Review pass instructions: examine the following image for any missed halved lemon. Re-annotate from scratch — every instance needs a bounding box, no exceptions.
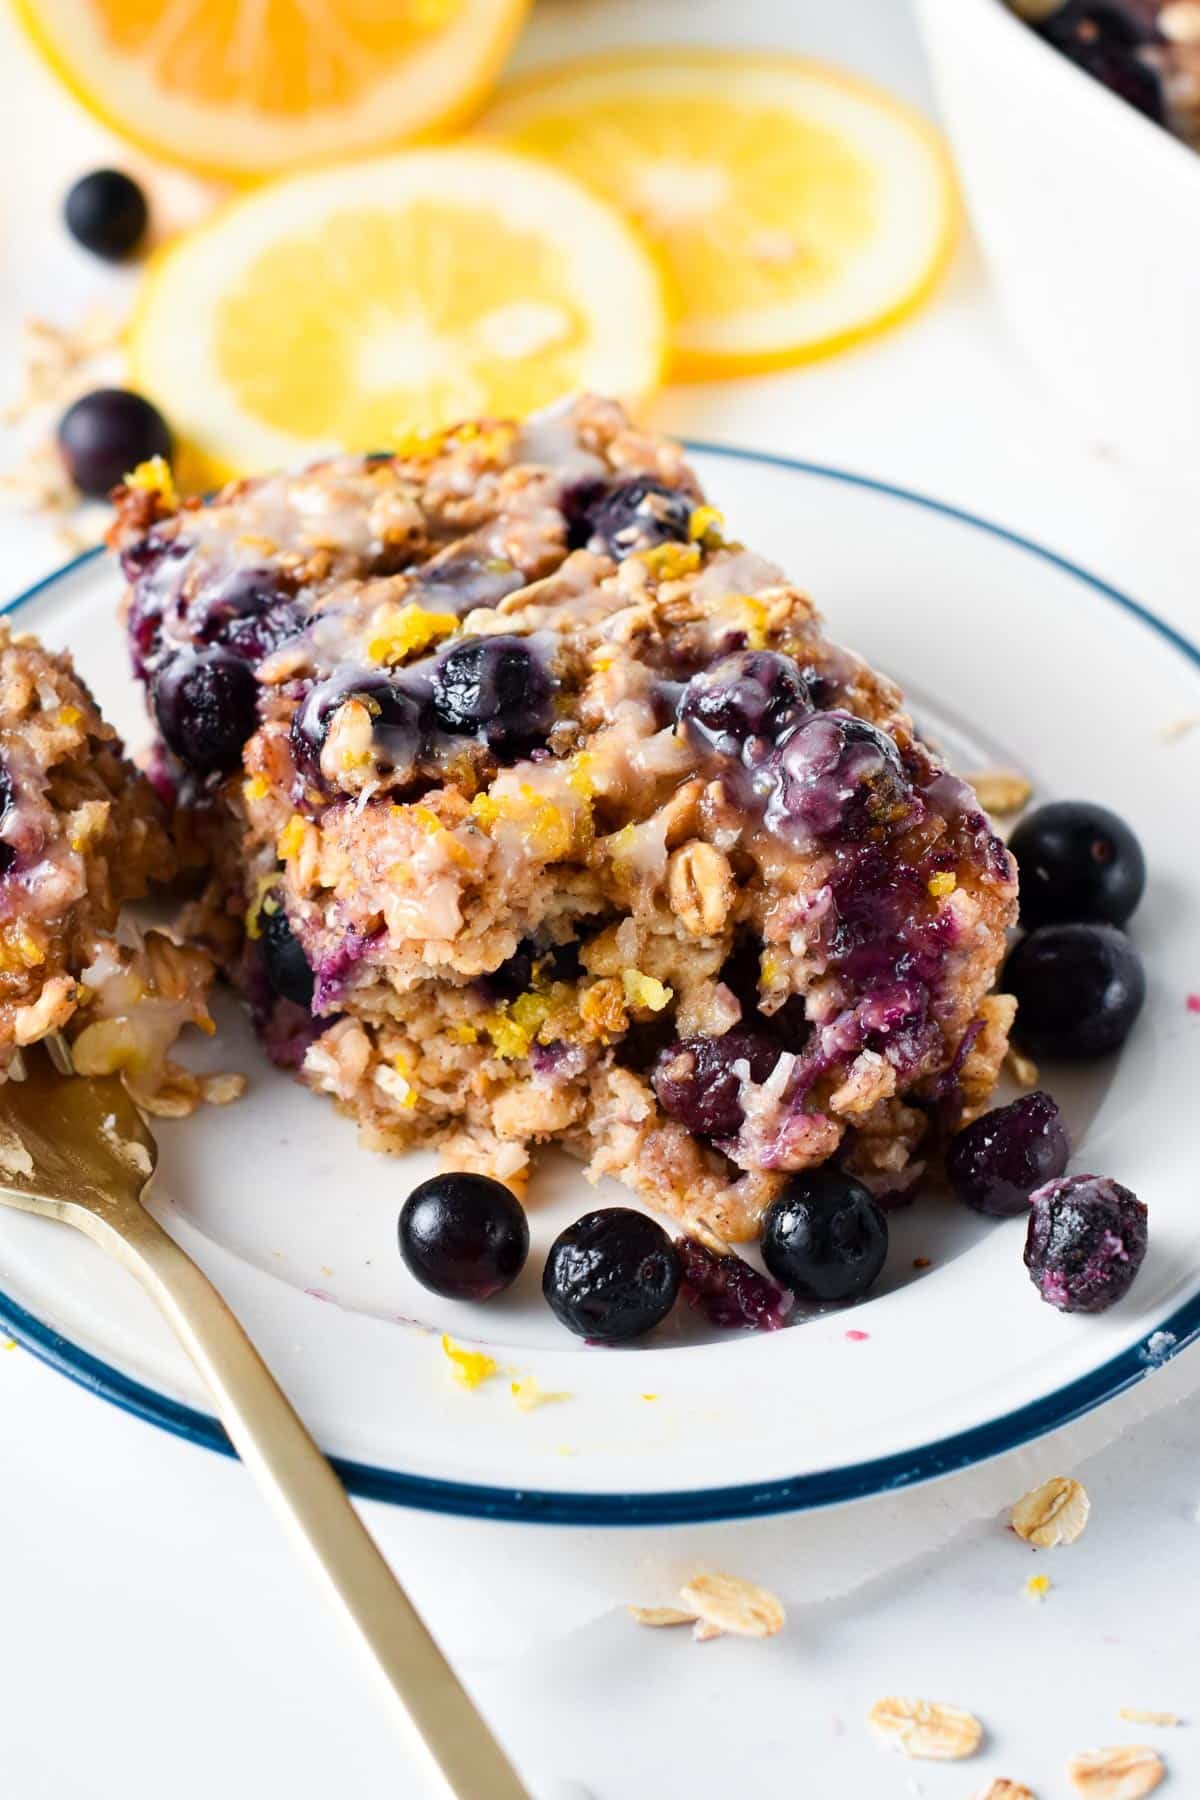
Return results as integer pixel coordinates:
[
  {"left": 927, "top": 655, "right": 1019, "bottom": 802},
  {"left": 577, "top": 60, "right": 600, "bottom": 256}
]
[
  {"left": 13, "top": 0, "right": 530, "bottom": 179},
  {"left": 128, "top": 147, "right": 667, "bottom": 481},
  {"left": 482, "top": 50, "right": 959, "bottom": 377}
]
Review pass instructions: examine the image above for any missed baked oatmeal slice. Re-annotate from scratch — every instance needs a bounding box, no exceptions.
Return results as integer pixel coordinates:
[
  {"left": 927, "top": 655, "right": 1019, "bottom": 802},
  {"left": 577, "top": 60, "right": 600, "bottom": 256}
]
[
  {"left": 0, "top": 622, "right": 223, "bottom": 1113},
  {"left": 111, "top": 398, "right": 1017, "bottom": 1241}
]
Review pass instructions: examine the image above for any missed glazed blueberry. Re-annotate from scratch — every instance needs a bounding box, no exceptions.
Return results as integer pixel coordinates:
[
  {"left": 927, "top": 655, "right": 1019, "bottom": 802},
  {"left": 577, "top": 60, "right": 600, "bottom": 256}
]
[
  {"left": 677, "top": 651, "right": 813, "bottom": 759},
  {"left": 652, "top": 1031, "right": 782, "bottom": 1139},
  {"left": 563, "top": 476, "right": 693, "bottom": 559},
  {"left": 543, "top": 1208, "right": 680, "bottom": 1342},
  {"left": 194, "top": 569, "right": 303, "bottom": 666},
  {"left": 290, "top": 672, "right": 427, "bottom": 778},
  {"left": 0, "top": 761, "right": 15, "bottom": 878},
  {"left": 57, "top": 388, "right": 172, "bottom": 499},
  {"left": 1005, "top": 922, "right": 1145, "bottom": 1059},
  {"left": 400, "top": 1173, "right": 529, "bottom": 1301},
  {"left": 760, "top": 1169, "right": 889, "bottom": 1302},
  {"left": 430, "top": 635, "right": 553, "bottom": 754},
  {"left": 947, "top": 1090, "right": 1071, "bottom": 1217},
  {"left": 151, "top": 648, "right": 258, "bottom": 776},
  {"left": 1024, "top": 1172, "right": 1148, "bottom": 1313},
  {"left": 766, "top": 711, "right": 913, "bottom": 843},
  {"left": 1037, "top": 3, "right": 1164, "bottom": 124},
  {"left": 1008, "top": 800, "right": 1146, "bottom": 928},
  {"left": 260, "top": 902, "right": 315, "bottom": 1010},
  {"left": 64, "top": 169, "right": 148, "bottom": 260},
  {"left": 675, "top": 1235, "right": 792, "bottom": 1331}
]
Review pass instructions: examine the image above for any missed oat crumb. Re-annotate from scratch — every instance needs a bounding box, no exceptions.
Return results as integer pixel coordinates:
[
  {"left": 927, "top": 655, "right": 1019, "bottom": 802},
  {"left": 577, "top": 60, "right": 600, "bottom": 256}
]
[
  {"left": 974, "top": 1783, "right": 1035, "bottom": 1800},
  {"left": 1159, "top": 712, "right": 1200, "bottom": 743},
  {"left": 628, "top": 1604, "right": 696, "bottom": 1628},
  {"left": 1119, "top": 1710, "right": 1180, "bottom": 1728},
  {"left": 1011, "top": 1475, "right": 1090, "bottom": 1547},
  {"left": 679, "top": 1572, "right": 785, "bottom": 1640}
]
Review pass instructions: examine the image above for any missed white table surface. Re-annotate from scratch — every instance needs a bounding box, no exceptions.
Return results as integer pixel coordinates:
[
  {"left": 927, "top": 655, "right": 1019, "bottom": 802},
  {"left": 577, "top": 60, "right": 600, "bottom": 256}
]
[{"left": 2, "top": 2, "right": 1199, "bottom": 1796}]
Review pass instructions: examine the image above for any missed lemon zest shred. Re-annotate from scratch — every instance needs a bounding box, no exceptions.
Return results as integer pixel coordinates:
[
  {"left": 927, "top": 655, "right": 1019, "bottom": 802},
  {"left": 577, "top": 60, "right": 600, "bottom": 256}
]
[
  {"left": 276, "top": 814, "right": 308, "bottom": 859},
  {"left": 124, "top": 456, "right": 177, "bottom": 508},
  {"left": 622, "top": 968, "right": 673, "bottom": 1012},
  {"left": 243, "top": 774, "right": 270, "bottom": 803},
  {"left": 366, "top": 602, "right": 457, "bottom": 665},
  {"left": 510, "top": 1375, "right": 571, "bottom": 1413},
  {"left": 927, "top": 871, "right": 957, "bottom": 899},
  {"left": 441, "top": 1333, "right": 497, "bottom": 1391}
]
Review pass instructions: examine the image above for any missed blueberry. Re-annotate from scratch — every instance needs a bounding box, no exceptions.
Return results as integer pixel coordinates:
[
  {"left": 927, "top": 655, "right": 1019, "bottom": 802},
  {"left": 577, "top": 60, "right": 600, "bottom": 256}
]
[
  {"left": 652, "top": 1031, "right": 782, "bottom": 1139},
  {"left": 0, "top": 761, "right": 15, "bottom": 878},
  {"left": 430, "top": 635, "right": 553, "bottom": 754},
  {"left": 543, "top": 1208, "right": 680, "bottom": 1342},
  {"left": 675, "top": 1235, "right": 792, "bottom": 1331},
  {"left": 947, "top": 1090, "right": 1071, "bottom": 1217},
  {"left": 57, "top": 388, "right": 172, "bottom": 499},
  {"left": 1005, "top": 922, "right": 1145, "bottom": 1059},
  {"left": 1008, "top": 800, "right": 1145, "bottom": 929},
  {"left": 1025, "top": 1172, "right": 1148, "bottom": 1312},
  {"left": 291, "top": 671, "right": 427, "bottom": 779},
  {"left": 766, "top": 711, "right": 913, "bottom": 843},
  {"left": 678, "top": 651, "right": 813, "bottom": 758},
  {"left": 399, "top": 1173, "right": 529, "bottom": 1301},
  {"left": 193, "top": 569, "right": 303, "bottom": 666},
  {"left": 1037, "top": 3, "right": 1164, "bottom": 124},
  {"left": 260, "top": 901, "right": 315, "bottom": 1010},
  {"left": 760, "top": 1169, "right": 889, "bottom": 1302},
  {"left": 563, "top": 476, "right": 693, "bottom": 559},
  {"left": 64, "top": 169, "right": 148, "bottom": 260},
  {"left": 151, "top": 648, "right": 258, "bottom": 776}
]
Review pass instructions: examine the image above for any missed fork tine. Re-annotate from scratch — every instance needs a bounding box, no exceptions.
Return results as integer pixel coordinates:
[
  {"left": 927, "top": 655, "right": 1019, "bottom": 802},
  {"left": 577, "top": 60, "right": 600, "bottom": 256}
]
[{"left": 44, "top": 1031, "right": 74, "bottom": 1076}]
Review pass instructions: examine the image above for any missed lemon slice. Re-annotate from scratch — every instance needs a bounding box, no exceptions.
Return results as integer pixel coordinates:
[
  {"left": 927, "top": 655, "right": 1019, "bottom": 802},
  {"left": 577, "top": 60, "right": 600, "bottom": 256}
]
[
  {"left": 129, "top": 147, "right": 667, "bottom": 480},
  {"left": 482, "top": 50, "right": 958, "bottom": 376},
  {"left": 13, "top": 0, "right": 530, "bottom": 178}
]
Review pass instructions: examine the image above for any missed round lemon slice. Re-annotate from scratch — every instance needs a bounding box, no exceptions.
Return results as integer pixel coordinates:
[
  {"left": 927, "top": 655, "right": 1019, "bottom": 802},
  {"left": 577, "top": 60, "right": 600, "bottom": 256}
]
[
  {"left": 482, "top": 50, "right": 958, "bottom": 376},
  {"left": 129, "top": 147, "right": 667, "bottom": 480},
  {"left": 13, "top": 0, "right": 530, "bottom": 179}
]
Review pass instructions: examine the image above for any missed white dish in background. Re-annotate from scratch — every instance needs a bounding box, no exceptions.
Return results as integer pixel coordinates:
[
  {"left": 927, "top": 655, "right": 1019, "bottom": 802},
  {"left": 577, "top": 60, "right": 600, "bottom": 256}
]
[
  {"left": 915, "top": 0, "right": 1200, "bottom": 475},
  {"left": 1, "top": 445, "right": 1198, "bottom": 1524}
]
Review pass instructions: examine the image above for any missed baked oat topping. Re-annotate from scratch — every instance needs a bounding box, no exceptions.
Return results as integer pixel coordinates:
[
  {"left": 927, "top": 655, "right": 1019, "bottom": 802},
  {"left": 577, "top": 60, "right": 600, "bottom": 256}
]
[
  {"left": 867, "top": 1696, "right": 984, "bottom": 1761},
  {"left": 1011, "top": 1476, "right": 1091, "bottom": 1547},
  {"left": 1066, "top": 1746, "right": 1166, "bottom": 1798},
  {"left": 111, "top": 396, "right": 1018, "bottom": 1242}
]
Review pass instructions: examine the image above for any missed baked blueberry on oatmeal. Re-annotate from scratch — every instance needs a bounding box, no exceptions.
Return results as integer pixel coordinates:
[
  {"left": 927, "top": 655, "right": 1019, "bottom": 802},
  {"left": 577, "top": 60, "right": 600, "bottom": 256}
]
[
  {"left": 0, "top": 622, "right": 225, "bottom": 1113},
  {"left": 110, "top": 398, "right": 1019, "bottom": 1246}
]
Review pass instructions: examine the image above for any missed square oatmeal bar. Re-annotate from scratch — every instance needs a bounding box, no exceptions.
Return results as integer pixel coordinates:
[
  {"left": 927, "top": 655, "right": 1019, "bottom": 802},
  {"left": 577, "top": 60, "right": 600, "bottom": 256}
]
[{"left": 111, "top": 399, "right": 1017, "bottom": 1243}]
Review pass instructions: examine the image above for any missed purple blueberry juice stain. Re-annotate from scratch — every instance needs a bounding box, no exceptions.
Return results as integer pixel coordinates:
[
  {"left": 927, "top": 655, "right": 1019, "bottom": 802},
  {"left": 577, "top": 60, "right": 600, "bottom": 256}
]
[{"left": 311, "top": 924, "right": 380, "bottom": 1012}]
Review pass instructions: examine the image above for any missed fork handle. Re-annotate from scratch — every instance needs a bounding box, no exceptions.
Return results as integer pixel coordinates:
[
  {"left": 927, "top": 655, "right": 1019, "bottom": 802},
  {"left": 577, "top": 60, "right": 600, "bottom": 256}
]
[{"left": 76, "top": 1201, "right": 530, "bottom": 1800}]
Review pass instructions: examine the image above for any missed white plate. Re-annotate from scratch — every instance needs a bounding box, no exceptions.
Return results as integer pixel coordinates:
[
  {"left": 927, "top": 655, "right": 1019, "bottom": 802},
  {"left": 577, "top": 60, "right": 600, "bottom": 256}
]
[{"left": 3, "top": 446, "right": 1198, "bottom": 1524}]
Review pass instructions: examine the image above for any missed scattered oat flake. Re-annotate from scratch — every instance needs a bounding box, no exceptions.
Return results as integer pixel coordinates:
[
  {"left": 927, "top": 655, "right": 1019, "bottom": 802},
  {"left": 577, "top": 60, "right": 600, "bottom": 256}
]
[
  {"left": 628, "top": 1604, "right": 696, "bottom": 1628},
  {"left": 1159, "top": 713, "right": 1199, "bottom": 743},
  {"left": 845, "top": 1328, "right": 870, "bottom": 1341},
  {"left": 678, "top": 1572, "right": 785, "bottom": 1640},
  {"left": 441, "top": 1333, "right": 497, "bottom": 1390},
  {"left": 692, "top": 1618, "right": 723, "bottom": 1643},
  {"left": 1011, "top": 1475, "right": 1090, "bottom": 1547},
  {"left": 969, "top": 769, "right": 1033, "bottom": 815},
  {"left": 1066, "top": 1745, "right": 1165, "bottom": 1797},
  {"left": 510, "top": 1375, "right": 571, "bottom": 1412},
  {"left": 974, "top": 1784, "right": 1035, "bottom": 1800},
  {"left": 868, "top": 1697, "right": 984, "bottom": 1761},
  {"left": 1119, "top": 1710, "right": 1180, "bottom": 1728},
  {"left": 1024, "top": 1573, "right": 1052, "bottom": 1602}
]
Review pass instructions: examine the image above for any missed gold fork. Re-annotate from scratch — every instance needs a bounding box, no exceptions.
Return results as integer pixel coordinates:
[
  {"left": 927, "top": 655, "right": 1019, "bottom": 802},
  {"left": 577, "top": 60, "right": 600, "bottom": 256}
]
[{"left": 0, "top": 1047, "right": 529, "bottom": 1800}]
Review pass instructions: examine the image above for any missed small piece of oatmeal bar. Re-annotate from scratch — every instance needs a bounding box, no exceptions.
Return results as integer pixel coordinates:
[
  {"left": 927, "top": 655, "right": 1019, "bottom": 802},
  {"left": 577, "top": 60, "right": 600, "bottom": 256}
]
[
  {"left": 0, "top": 622, "right": 221, "bottom": 1112},
  {"left": 111, "top": 398, "right": 1017, "bottom": 1239}
]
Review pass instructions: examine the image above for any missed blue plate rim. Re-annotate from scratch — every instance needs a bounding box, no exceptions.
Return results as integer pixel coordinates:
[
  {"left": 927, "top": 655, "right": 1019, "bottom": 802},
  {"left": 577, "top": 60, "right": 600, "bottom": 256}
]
[{"left": 2, "top": 443, "right": 1197, "bottom": 1527}]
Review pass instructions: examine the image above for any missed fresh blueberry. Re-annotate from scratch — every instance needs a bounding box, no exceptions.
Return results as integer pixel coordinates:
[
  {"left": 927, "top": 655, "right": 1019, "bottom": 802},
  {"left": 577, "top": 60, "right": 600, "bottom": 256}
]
[
  {"left": 151, "top": 648, "right": 258, "bottom": 776},
  {"left": 1036, "top": 3, "right": 1164, "bottom": 124},
  {"left": 543, "top": 1208, "right": 680, "bottom": 1342},
  {"left": 675, "top": 1235, "right": 792, "bottom": 1331},
  {"left": 1025, "top": 1172, "right": 1148, "bottom": 1312},
  {"left": 399, "top": 1173, "right": 529, "bottom": 1301},
  {"left": 193, "top": 569, "right": 303, "bottom": 666},
  {"left": 1005, "top": 922, "right": 1145, "bottom": 1059},
  {"left": 563, "top": 476, "right": 693, "bottom": 559},
  {"left": 57, "top": 388, "right": 172, "bottom": 499},
  {"left": 260, "top": 900, "right": 315, "bottom": 1010},
  {"left": 677, "top": 651, "right": 813, "bottom": 758},
  {"left": 1008, "top": 800, "right": 1146, "bottom": 928},
  {"left": 290, "top": 671, "right": 427, "bottom": 779},
  {"left": 64, "top": 169, "right": 148, "bottom": 260},
  {"left": 760, "top": 1169, "right": 889, "bottom": 1302},
  {"left": 652, "top": 1031, "right": 782, "bottom": 1139},
  {"left": 947, "top": 1090, "right": 1071, "bottom": 1217},
  {"left": 430, "top": 635, "right": 554, "bottom": 754},
  {"left": 766, "top": 712, "right": 913, "bottom": 843}
]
